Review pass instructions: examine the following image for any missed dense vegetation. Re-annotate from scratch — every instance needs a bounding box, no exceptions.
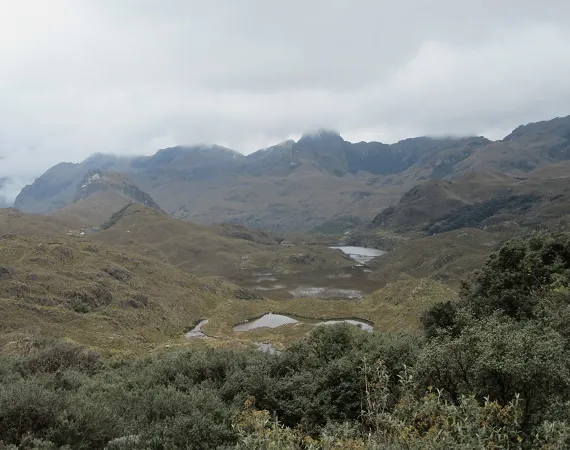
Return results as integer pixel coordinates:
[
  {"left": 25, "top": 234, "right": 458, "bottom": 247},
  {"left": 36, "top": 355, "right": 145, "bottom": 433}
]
[
  {"left": 426, "top": 194, "right": 541, "bottom": 234},
  {"left": 2, "top": 233, "right": 570, "bottom": 449}
]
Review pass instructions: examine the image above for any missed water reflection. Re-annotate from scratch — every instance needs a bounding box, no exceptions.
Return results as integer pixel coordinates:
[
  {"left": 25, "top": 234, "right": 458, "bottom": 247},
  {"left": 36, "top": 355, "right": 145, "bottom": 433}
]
[
  {"left": 330, "top": 246, "right": 386, "bottom": 264},
  {"left": 185, "top": 319, "right": 210, "bottom": 338},
  {"left": 233, "top": 313, "right": 373, "bottom": 333}
]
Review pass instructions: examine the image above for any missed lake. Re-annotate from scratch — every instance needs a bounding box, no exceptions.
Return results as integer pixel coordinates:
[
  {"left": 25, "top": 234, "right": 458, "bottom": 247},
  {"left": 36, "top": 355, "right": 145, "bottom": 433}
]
[
  {"left": 329, "top": 246, "right": 387, "bottom": 264},
  {"left": 185, "top": 319, "right": 210, "bottom": 338},
  {"left": 228, "top": 246, "right": 387, "bottom": 300},
  {"left": 233, "top": 313, "right": 373, "bottom": 333}
]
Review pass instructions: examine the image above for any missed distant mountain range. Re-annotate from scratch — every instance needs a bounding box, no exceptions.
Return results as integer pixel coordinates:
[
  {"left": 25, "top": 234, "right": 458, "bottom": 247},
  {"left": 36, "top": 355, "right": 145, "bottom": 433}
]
[{"left": 13, "top": 115, "right": 570, "bottom": 232}]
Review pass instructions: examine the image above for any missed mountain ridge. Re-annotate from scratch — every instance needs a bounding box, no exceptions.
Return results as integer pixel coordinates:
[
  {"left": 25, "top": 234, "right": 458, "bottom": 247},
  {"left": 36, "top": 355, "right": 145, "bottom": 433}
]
[
  {"left": 49, "top": 170, "right": 164, "bottom": 228},
  {"left": 13, "top": 114, "right": 570, "bottom": 232}
]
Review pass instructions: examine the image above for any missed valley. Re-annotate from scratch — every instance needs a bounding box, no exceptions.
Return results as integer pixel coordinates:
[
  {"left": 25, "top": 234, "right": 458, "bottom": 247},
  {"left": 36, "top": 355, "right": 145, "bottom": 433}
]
[
  {"left": 3, "top": 114, "right": 570, "bottom": 448},
  {"left": 4, "top": 114, "right": 570, "bottom": 355},
  {"left": 5, "top": 2, "right": 570, "bottom": 445}
]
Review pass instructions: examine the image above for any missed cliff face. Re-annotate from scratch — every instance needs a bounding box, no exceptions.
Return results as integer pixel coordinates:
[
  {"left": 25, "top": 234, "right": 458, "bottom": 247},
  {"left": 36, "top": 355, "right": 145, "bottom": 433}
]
[
  {"left": 52, "top": 171, "right": 165, "bottom": 227},
  {"left": 74, "top": 170, "right": 163, "bottom": 212}
]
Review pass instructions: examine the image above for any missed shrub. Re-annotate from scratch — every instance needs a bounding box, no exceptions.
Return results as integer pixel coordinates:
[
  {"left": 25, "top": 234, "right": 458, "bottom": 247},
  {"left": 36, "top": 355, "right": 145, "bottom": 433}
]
[
  {"left": 462, "top": 233, "right": 570, "bottom": 319},
  {"left": 420, "top": 300, "right": 460, "bottom": 338},
  {"left": 19, "top": 341, "right": 101, "bottom": 375},
  {"left": 413, "top": 316, "right": 570, "bottom": 428},
  {"left": 0, "top": 378, "right": 67, "bottom": 445}
]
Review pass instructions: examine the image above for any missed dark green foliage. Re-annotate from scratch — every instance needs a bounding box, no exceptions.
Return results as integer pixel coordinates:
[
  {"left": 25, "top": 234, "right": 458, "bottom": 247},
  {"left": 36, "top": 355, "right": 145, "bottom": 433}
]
[
  {"left": 4, "top": 233, "right": 570, "bottom": 448},
  {"left": 420, "top": 300, "right": 460, "bottom": 338},
  {"left": 414, "top": 316, "right": 570, "bottom": 427},
  {"left": 462, "top": 233, "right": 570, "bottom": 319},
  {"left": 0, "top": 377, "right": 68, "bottom": 445},
  {"left": 18, "top": 340, "right": 101, "bottom": 375},
  {"left": 0, "top": 327, "right": 420, "bottom": 449},
  {"left": 426, "top": 194, "right": 541, "bottom": 234}
]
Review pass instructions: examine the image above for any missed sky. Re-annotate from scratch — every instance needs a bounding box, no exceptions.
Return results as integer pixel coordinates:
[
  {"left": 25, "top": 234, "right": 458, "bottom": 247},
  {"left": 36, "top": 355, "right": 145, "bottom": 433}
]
[{"left": 2, "top": 0, "right": 570, "bottom": 202}]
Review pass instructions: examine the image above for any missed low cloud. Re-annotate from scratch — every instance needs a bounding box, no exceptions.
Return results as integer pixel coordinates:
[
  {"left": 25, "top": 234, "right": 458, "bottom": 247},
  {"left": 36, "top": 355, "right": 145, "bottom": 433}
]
[{"left": 1, "top": 0, "right": 570, "bottom": 201}]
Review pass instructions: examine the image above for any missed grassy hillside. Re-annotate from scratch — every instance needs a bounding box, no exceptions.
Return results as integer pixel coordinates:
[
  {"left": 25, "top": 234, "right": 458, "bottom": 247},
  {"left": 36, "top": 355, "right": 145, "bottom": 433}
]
[
  {"left": 0, "top": 231, "right": 457, "bottom": 355},
  {"left": 0, "top": 208, "right": 74, "bottom": 236},
  {"left": 194, "top": 276, "right": 456, "bottom": 348},
  {"left": 367, "top": 228, "right": 503, "bottom": 287},
  {"left": 87, "top": 204, "right": 354, "bottom": 277},
  {"left": 1, "top": 234, "right": 570, "bottom": 449},
  {"left": 0, "top": 234, "right": 251, "bottom": 354}
]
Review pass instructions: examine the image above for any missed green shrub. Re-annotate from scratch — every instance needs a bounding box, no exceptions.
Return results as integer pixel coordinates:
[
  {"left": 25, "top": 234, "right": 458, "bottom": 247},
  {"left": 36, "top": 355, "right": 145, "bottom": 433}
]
[
  {"left": 462, "top": 233, "right": 570, "bottom": 319},
  {"left": 413, "top": 316, "right": 570, "bottom": 428},
  {"left": 420, "top": 300, "right": 460, "bottom": 338},
  {"left": 19, "top": 341, "right": 101, "bottom": 375},
  {"left": 0, "top": 377, "right": 68, "bottom": 445}
]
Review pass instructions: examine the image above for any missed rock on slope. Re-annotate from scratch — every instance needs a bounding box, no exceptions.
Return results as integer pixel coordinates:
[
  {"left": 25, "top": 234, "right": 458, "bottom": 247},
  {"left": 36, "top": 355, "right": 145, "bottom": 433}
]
[{"left": 54, "top": 170, "right": 164, "bottom": 227}]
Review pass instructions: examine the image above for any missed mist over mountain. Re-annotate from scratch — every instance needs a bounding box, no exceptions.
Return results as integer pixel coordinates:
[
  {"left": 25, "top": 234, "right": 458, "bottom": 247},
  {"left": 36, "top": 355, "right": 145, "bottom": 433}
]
[
  {"left": 4, "top": 3, "right": 570, "bottom": 449},
  {"left": 13, "top": 114, "right": 570, "bottom": 232}
]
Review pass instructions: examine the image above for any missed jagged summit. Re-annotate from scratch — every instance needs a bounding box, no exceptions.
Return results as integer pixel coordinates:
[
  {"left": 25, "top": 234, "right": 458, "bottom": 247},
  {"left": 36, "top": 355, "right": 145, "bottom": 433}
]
[
  {"left": 13, "top": 114, "right": 570, "bottom": 232},
  {"left": 298, "top": 129, "right": 344, "bottom": 143}
]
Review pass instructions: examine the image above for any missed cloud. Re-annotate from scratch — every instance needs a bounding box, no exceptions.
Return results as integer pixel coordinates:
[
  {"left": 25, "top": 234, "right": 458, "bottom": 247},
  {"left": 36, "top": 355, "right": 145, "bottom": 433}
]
[{"left": 1, "top": 0, "right": 570, "bottom": 201}]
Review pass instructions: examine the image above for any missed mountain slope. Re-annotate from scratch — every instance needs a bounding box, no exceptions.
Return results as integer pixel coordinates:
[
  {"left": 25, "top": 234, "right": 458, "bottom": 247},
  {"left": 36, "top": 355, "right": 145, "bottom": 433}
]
[
  {"left": 370, "top": 163, "right": 570, "bottom": 235},
  {"left": 367, "top": 228, "right": 502, "bottom": 287},
  {"left": 14, "top": 154, "right": 137, "bottom": 214},
  {"left": 14, "top": 114, "right": 570, "bottom": 232},
  {"left": 0, "top": 234, "right": 252, "bottom": 352},
  {"left": 54, "top": 170, "right": 164, "bottom": 227},
  {"left": 86, "top": 204, "right": 353, "bottom": 277},
  {"left": 450, "top": 115, "right": 570, "bottom": 175},
  {"left": 0, "top": 208, "right": 78, "bottom": 236}
]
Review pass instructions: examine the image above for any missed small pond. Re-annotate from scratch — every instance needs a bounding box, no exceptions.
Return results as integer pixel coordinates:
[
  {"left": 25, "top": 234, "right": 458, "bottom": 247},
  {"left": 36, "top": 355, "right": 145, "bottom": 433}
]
[
  {"left": 234, "top": 266, "right": 380, "bottom": 300},
  {"left": 287, "top": 286, "right": 363, "bottom": 299},
  {"left": 233, "top": 313, "right": 373, "bottom": 333},
  {"left": 330, "top": 246, "right": 387, "bottom": 264},
  {"left": 185, "top": 319, "right": 210, "bottom": 338},
  {"left": 227, "top": 246, "right": 386, "bottom": 301}
]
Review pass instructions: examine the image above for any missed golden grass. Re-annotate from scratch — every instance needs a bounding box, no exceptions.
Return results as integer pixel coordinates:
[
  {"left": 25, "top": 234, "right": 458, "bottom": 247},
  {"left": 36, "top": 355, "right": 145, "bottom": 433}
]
[
  {"left": 0, "top": 217, "right": 456, "bottom": 355},
  {"left": 0, "top": 235, "right": 244, "bottom": 355},
  {"left": 198, "top": 277, "right": 456, "bottom": 348},
  {"left": 89, "top": 205, "right": 354, "bottom": 277}
]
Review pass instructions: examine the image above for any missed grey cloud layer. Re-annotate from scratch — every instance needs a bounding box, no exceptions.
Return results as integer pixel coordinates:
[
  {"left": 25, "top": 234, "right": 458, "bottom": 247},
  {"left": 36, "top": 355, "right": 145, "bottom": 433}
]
[{"left": 1, "top": 0, "right": 570, "bottom": 201}]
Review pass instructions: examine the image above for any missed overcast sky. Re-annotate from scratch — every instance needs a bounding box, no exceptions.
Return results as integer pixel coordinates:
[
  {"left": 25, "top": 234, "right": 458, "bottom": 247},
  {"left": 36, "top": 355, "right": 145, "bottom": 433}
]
[{"left": 2, "top": 0, "right": 570, "bottom": 202}]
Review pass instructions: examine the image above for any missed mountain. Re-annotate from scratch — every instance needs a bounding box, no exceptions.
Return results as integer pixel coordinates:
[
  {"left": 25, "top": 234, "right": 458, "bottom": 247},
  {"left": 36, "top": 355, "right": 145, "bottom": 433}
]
[
  {"left": 370, "top": 162, "right": 570, "bottom": 236},
  {"left": 370, "top": 172, "right": 521, "bottom": 232},
  {"left": 14, "top": 114, "right": 570, "bottom": 232},
  {"left": 13, "top": 154, "right": 137, "bottom": 214},
  {"left": 54, "top": 170, "right": 163, "bottom": 227},
  {"left": 13, "top": 136, "right": 488, "bottom": 232},
  {"left": 439, "top": 115, "right": 570, "bottom": 175}
]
